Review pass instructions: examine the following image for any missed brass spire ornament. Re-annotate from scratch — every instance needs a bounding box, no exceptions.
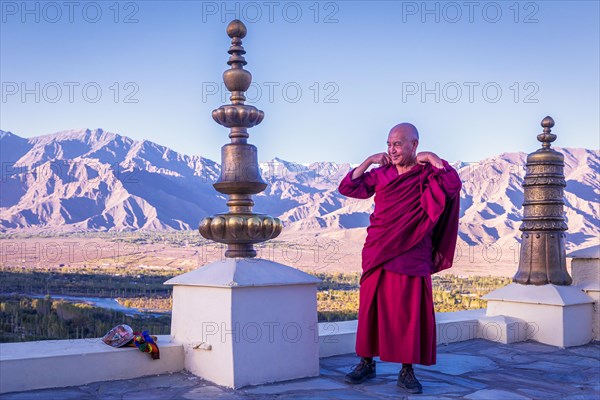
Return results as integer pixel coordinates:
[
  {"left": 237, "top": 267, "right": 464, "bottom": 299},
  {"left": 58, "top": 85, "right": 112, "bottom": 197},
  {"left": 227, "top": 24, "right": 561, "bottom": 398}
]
[
  {"left": 513, "top": 116, "right": 572, "bottom": 285},
  {"left": 199, "top": 20, "right": 282, "bottom": 258}
]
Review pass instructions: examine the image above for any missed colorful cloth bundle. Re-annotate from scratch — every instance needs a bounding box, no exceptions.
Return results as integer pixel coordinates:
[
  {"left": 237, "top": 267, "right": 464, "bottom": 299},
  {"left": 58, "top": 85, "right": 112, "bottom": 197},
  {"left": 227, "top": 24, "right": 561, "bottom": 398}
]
[{"left": 133, "top": 330, "right": 160, "bottom": 360}]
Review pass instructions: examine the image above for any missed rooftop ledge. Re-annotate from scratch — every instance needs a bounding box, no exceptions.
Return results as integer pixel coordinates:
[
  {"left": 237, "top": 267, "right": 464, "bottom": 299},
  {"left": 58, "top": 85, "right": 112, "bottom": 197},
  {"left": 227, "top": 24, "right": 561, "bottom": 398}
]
[
  {"left": 0, "top": 335, "right": 183, "bottom": 394},
  {"left": 0, "top": 309, "right": 540, "bottom": 394}
]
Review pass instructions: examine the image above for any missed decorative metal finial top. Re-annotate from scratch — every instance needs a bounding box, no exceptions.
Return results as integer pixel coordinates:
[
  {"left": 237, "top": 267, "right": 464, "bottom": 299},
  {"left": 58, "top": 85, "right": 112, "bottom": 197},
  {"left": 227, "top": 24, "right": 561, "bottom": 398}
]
[
  {"left": 226, "top": 19, "right": 247, "bottom": 39},
  {"left": 199, "top": 20, "right": 282, "bottom": 258},
  {"left": 514, "top": 115, "right": 570, "bottom": 285},
  {"left": 212, "top": 20, "right": 264, "bottom": 141},
  {"left": 223, "top": 19, "right": 250, "bottom": 106},
  {"left": 537, "top": 116, "right": 557, "bottom": 148}
]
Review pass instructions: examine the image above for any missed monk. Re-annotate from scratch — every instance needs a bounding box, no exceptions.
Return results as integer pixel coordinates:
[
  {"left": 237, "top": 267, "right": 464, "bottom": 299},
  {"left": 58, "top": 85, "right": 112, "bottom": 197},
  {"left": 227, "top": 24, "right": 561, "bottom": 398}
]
[{"left": 338, "top": 123, "right": 461, "bottom": 394}]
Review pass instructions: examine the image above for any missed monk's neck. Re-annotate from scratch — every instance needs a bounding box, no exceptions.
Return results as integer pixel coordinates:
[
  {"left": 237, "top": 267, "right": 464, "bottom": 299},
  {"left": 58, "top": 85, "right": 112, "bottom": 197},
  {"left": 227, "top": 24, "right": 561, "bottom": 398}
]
[{"left": 395, "top": 162, "right": 417, "bottom": 175}]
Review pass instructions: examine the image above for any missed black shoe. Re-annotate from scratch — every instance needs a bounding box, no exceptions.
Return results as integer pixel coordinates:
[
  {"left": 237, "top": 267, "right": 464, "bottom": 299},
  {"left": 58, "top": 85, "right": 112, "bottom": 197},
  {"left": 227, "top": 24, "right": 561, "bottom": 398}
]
[
  {"left": 345, "top": 358, "right": 376, "bottom": 384},
  {"left": 397, "top": 367, "right": 423, "bottom": 394}
]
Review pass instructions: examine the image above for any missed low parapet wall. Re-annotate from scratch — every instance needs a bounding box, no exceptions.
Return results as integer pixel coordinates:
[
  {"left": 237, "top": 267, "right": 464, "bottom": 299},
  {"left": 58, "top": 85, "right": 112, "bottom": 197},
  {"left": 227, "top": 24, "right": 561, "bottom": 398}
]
[
  {"left": 1, "top": 310, "right": 519, "bottom": 394},
  {"left": 0, "top": 335, "right": 184, "bottom": 394}
]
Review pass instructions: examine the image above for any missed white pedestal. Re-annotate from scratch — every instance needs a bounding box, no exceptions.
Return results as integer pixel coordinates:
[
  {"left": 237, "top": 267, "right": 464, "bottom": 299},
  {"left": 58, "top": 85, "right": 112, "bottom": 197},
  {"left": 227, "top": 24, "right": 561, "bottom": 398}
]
[
  {"left": 164, "top": 258, "right": 321, "bottom": 388},
  {"left": 568, "top": 245, "right": 600, "bottom": 341},
  {"left": 483, "top": 283, "right": 594, "bottom": 347}
]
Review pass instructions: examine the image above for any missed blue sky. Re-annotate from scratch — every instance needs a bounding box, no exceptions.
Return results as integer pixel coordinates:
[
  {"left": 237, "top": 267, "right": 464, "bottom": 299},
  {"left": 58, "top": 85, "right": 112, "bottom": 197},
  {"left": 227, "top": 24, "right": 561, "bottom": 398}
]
[{"left": 1, "top": 0, "right": 598, "bottom": 164}]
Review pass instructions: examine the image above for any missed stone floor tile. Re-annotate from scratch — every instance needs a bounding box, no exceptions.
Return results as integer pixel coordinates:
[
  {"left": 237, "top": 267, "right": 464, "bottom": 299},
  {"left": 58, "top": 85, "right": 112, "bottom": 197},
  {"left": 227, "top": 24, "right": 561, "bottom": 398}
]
[
  {"left": 465, "top": 388, "right": 532, "bottom": 399},
  {"left": 415, "top": 380, "right": 471, "bottom": 396},
  {"left": 542, "top": 354, "right": 600, "bottom": 368},
  {"left": 371, "top": 376, "right": 397, "bottom": 384},
  {"left": 282, "top": 390, "right": 383, "bottom": 399},
  {"left": 567, "top": 344, "right": 600, "bottom": 358},
  {"left": 543, "top": 371, "right": 595, "bottom": 384},
  {"left": 413, "top": 368, "right": 488, "bottom": 390},
  {"left": 373, "top": 361, "right": 403, "bottom": 375},
  {"left": 80, "top": 383, "right": 135, "bottom": 398},
  {"left": 470, "top": 371, "right": 573, "bottom": 394},
  {"left": 120, "top": 387, "right": 184, "bottom": 399},
  {"left": 147, "top": 373, "right": 201, "bottom": 387},
  {"left": 180, "top": 385, "right": 245, "bottom": 399},
  {"left": 561, "top": 393, "right": 600, "bottom": 400},
  {"left": 0, "top": 388, "right": 94, "bottom": 400},
  {"left": 357, "top": 379, "right": 469, "bottom": 398},
  {"left": 318, "top": 367, "right": 339, "bottom": 377},
  {"left": 425, "top": 354, "right": 498, "bottom": 375},
  {"left": 319, "top": 355, "right": 356, "bottom": 369},
  {"left": 407, "top": 397, "right": 454, "bottom": 400},
  {"left": 241, "top": 377, "right": 346, "bottom": 395},
  {"left": 358, "top": 381, "right": 411, "bottom": 398},
  {"left": 476, "top": 346, "right": 534, "bottom": 363},
  {"left": 511, "top": 341, "right": 565, "bottom": 353},
  {"left": 516, "top": 387, "right": 566, "bottom": 399},
  {"left": 512, "top": 360, "right": 574, "bottom": 373},
  {"left": 79, "top": 373, "right": 199, "bottom": 398}
]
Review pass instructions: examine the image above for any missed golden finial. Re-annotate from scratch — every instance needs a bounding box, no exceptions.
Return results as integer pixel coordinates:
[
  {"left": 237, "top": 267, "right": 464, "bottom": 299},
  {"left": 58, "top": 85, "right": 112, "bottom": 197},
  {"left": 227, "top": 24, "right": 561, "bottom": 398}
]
[
  {"left": 537, "top": 116, "right": 557, "bottom": 149},
  {"left": 199, "top": 21, "right": 282, "bottom": 258}
]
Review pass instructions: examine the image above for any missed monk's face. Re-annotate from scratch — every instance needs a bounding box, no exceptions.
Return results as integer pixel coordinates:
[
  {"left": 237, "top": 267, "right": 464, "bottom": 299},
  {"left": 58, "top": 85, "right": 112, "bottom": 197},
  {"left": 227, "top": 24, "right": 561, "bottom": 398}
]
[{"left": 387, "top": 128, "right": 418, "bottom": 166}]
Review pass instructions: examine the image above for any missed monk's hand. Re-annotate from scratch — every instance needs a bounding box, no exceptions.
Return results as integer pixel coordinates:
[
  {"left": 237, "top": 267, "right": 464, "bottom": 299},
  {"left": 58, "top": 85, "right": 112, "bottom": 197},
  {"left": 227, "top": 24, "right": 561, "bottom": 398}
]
[
  {"left": 417, "top": 152, "right": 444, "bottom": 169},
  {"left": 369, "top": 152, "right": 392, "bottom": 166}
]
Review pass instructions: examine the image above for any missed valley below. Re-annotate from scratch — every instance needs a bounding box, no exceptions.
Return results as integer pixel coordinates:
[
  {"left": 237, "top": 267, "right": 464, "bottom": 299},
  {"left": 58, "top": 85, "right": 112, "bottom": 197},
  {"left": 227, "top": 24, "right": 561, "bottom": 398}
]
[
  {"left": 0, "top": 230, "right": 529, "bottom": 277},
  {"left": 1, "top": 231, "right": 520, "bottom": 343}
]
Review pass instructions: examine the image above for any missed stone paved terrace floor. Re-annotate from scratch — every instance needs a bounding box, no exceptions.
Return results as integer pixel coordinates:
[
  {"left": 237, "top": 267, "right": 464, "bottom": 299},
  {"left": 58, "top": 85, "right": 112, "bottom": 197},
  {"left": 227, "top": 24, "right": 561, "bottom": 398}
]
[{"left": 2, "top": 339, "right": 599, "bottom": 400}]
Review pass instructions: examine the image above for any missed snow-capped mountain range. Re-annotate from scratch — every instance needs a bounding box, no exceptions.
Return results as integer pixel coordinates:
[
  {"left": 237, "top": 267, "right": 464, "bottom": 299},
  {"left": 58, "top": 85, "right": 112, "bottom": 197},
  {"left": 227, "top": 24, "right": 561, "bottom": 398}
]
[{"left": 1, "top": 129, "right": 598, "bottom": 251}]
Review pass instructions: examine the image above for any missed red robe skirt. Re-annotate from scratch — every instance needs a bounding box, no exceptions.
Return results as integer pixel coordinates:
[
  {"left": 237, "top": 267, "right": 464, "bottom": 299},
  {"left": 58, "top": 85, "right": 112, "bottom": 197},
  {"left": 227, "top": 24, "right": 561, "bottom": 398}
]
[{"left": 355, "top": 267, "right": 436, "bottom": 365}]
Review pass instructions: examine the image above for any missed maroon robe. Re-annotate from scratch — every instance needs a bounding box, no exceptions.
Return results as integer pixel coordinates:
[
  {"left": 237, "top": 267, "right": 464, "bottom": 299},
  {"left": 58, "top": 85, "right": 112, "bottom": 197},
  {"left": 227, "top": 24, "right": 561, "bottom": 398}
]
[{"left": 338, "top": 160, "right": 461, "bottom": 364}]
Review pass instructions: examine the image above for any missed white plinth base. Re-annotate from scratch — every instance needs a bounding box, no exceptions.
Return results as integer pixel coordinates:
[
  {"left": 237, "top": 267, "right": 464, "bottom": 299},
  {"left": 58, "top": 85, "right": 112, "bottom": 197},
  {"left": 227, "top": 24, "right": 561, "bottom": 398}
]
[
  {"left": 568, "top": 245, "right": 600, "bottom": 341},
  {"left": 483, "top": 283, "right": 594, "bottom": 347},
  {"left": 164, "top": 258, "right": 321, "bottom": 389}
]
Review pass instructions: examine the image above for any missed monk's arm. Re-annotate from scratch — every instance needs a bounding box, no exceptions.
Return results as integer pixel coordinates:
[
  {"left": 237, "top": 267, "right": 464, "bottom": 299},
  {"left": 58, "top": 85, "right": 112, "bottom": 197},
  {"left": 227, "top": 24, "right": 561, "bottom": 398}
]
[
  {"left": 351, "top": 153, "right": 389, "bottom": 179},
  {"left": 417, "top": 151, "right": 462, "bottom": 198},
  {"left": 432, "top": 159, "right": 462, "bottom": 199},
  {"left": 351, "top": 158, "right": 373, "bottom": 180},
  {"left": 338, "top": 155, "right": 383, "bottom": 199},
  {"left": 417, "top": 151, "right": 444, "bottom": 169}
]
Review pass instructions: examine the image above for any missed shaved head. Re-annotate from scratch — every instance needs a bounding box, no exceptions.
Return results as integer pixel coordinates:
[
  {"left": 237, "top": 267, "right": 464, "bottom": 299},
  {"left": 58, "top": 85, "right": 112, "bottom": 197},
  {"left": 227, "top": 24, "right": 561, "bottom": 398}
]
[{"left": 389, "top": 123, "right": 419, "bottom": 142}]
